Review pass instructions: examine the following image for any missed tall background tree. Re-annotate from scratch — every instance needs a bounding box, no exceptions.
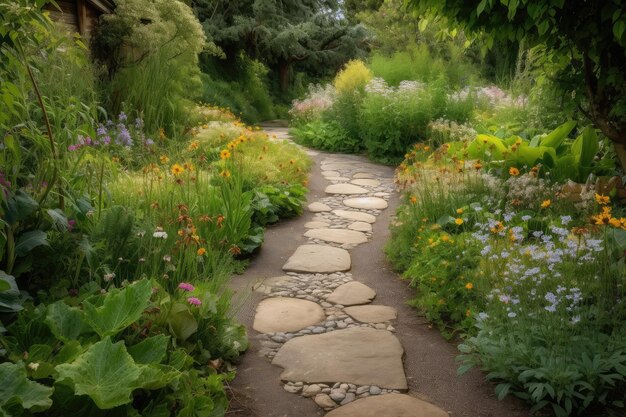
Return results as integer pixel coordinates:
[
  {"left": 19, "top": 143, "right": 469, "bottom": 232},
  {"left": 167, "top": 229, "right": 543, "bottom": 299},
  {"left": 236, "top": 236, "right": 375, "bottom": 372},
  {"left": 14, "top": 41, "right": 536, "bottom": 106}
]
[
  {"left": 406, "top": 0, "right": 626, "bottom": 169},
  {"left": 192, "top": 0, "right": 370, "bottom": 93}
]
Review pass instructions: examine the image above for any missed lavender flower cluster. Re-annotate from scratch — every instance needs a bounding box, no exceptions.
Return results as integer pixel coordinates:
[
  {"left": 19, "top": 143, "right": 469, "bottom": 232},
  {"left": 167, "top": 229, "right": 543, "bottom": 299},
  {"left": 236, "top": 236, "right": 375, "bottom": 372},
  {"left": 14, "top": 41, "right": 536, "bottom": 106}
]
[{"left": 68, "top": 112, "right": 154, "bottom": 152}]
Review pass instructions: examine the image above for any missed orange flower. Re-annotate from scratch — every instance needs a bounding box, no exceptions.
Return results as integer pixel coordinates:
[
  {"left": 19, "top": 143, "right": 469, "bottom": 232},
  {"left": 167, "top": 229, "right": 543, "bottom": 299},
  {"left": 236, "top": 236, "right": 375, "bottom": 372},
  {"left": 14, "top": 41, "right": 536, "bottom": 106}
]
[
  {"left": 220, "top": 170, "right": 231, "bottom": 178},
  {"left": 159, "top": 155, "right": 170, "bottom": 164},
  {"left": 540, "top": 199, "right": 551, "bottom": 209},
  {"left": 465, "top": 282, "right": 473, "bottom": 290},
  {"left": 219, "top": 149, "right": 231, "bottom": 160},
  {"left": 455, "top": 218, "right": 464, "bottom": 225},
  {"left": 509, "top": 167, "right": 520, "bottom": 176},
  {"left": 171, "top": 164, "right": 185, "bottom": 176},
  {"left": 187, "top": 140, "right": 199, "bottom": 151},
  {"left": 410, "top": 196, "right": 417, "bottom": 204},
  {"left": 474, "top": 161, "right": 483, "bottom": 170},
  {"left": 197, "top": 247, "right": 206, "bottom": 256},
  {"left": 595, "top": 193, "right": 610, "bottom": 205}
]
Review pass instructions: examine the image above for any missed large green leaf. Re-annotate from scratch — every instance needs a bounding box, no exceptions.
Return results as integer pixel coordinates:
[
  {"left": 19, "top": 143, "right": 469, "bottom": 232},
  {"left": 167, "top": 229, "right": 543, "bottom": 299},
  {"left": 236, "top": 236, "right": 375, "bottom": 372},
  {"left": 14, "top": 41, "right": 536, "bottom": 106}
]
[
  {"left": 15, "top": 230, "right": 49, "bottom": 257},
  {"left": 0, "top": 271, "right": 24, "bottom": 313},
  {"left": 55, "top": 337, "right": 178, "bottom": 410},
  {"left": 3, "top": 191, "right": 39, "bottom": 225},
  {"left": 128, "top": 334, "right": 170, "bottom": 364},
  {"left": 539, "top": 120, "right": 576, "bottom": 149},
  {"left": 0, "top": 362, "right": 53, "bottom": 412},
  {"left": 508, "top": 144, "right": 557, "bottom": 167},
  {"left": 82, "top": 279, "right": 152, "bottom": 337},
  {"left": 571, "top": 127, "right": 599, "bottom": 167},
  {"left": 46, "top": 301, "right": 92, "bottom": 342},
  {"left": 167, "top": 302, "right": 198, "bottom": 342},
  {"left": 55, "top": 337, "right": 142, "bottom": 409}
]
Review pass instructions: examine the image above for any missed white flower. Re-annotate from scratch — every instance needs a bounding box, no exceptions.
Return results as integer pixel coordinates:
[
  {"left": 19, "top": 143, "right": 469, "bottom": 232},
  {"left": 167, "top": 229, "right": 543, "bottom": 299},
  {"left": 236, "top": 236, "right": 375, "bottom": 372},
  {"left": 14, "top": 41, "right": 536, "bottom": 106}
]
[
  {"left": 153, "top": 227, "right": 168, "bottom": 239},
  {"left": 28, "top": 362, "right": 39, "bottom": 371}
]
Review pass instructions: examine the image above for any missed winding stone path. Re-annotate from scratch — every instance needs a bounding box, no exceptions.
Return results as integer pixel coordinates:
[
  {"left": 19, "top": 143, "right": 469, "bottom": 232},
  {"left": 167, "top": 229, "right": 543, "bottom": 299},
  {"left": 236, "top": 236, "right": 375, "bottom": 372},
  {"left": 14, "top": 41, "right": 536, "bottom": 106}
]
[{"left": 228, "top": 125, "right": 532, "bottom": 417}]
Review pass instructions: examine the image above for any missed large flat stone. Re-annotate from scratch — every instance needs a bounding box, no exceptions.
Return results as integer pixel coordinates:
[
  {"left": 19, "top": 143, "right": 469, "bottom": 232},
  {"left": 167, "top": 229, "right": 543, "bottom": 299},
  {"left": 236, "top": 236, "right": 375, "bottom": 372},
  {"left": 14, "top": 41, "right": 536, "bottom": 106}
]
[
  {"left": 272, "top": 327, "right": 407, "bottom": 389},
  {"left": 350, "top": 179, "right": 381, "bottom": 187},
  {"left": 308, "top": 202, "right": 332, "bottom": 212},
  {"left": 348, "top": 221, "right": 372, "bottom": 232},
  {"left": 332, "top": 210, "right": 376, "bottom": 223},
  {"left": 352, "top": 172, "right": 376, "bottom": 179},
  {"left": 344, "top": 305, "right": 397, "bottom": 323},
  {"left": 304, "top": 221, "right": 331, "bottom": 229},
  {"left": 304, "top": 228, "right": 368, "bottom": 245},
  {"left": 325, "top": 394, "right": 448, "bottom": 417},
  {"left": 321, "top": 163, "right": 361, "bottom": 171},
  {"left": 321, "top": 171, "right": 340, "bottom": 177},
  {"left": 325, "top": 184, "right": 369, "bottom": 195},
  {"left": 253, "top": 297, "right": 326, "bottom": 333},
  {"left": 343, "top": 197, "right": 388, "bottom": 210},
  {"left": 327, "top": 281, "right": 375, "bottom": 305},
  {"left": 283, "top": 245, "right": 351, "bottom": 273}
]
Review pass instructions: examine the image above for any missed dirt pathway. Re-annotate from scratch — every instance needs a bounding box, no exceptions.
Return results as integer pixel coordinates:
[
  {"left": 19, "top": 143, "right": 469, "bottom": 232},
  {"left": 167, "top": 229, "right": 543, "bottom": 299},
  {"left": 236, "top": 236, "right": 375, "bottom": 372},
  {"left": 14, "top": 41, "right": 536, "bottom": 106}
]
[{"left": 227, "top": 126, "right": 531, "bottom": 417}]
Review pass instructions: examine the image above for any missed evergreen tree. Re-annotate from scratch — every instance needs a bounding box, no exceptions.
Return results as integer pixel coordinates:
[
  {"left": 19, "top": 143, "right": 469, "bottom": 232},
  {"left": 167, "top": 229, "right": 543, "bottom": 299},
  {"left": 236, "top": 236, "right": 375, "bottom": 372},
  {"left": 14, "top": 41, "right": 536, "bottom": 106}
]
[{"left": 192, "top": 0, "right": 369, "bottom": 91}]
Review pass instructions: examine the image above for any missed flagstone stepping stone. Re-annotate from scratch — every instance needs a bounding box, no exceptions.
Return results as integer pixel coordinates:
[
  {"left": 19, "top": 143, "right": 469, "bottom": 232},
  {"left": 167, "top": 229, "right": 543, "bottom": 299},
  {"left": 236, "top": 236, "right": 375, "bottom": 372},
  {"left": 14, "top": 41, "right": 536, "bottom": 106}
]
[
  {"left": 283, "top": 245, "right": 351, "bottom": 273},
  {"left": 322, "top": 171, "right": 340, "bottom": 177},
  {"left": 308, "top": 202, "right": 332, "bottom": 212},
  {"left": 304, "top": 221, "right": 331, "bottom": 229},
  {"left": 332, "top": 210, "right": 376, "bottom": 224},
  {"left": 344, "top": 305, "right": 397, "bottom": 323},
  {"left": 343, "top": 197, "right": 388, "bottom": 210},
  {"left": 327, "top": 281, "right": 376, "bottom": 305},
  {"left": 325, "top": 177, "right": 350, "bottom": 182},
  {"left": 350, "top": 179, "right": 381, "bottom": 187},
  {"left": 347, "top": 221, "right": 372, "bottom": 232},
  {"left": 325, "top": 184, "right": 369, "bottom": 195},
  {"left": 253, "top": 297, "right": 326, "bottom": 333},
  {"left": 321, "top": 163, "right": 361, "bottom": 171},
  {"left": 352, "top": 172, "right": 376, "bottom": 179},
  {"left": 325, "top": 394, "right": 448, "bottom": 417},
  {"left": 273, "top": 327, "right": 407, "bottom": 389},
  {"left": 304, "top": 228, "right": 368, "bottom": 245},
  {"left": 253, "top": 275, "right": 293, "bottom": 294}
]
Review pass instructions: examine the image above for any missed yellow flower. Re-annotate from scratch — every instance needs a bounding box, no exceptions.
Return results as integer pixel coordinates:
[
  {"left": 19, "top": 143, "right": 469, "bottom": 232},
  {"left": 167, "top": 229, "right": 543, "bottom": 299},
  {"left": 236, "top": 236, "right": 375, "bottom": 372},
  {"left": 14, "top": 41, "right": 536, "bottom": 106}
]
[
  {"left": 466, "top": 309, "right": 471, "bottom": 317},
  {"left": 595, "top": 193, "right": 610, "bottom": 205},
  {"left": 197, "top": 247, "right": 206, "bottom": 256},
  {"left": 219, "top": 170, "right": 231, "bottom": 178},
  {"left": 441, "top": 234, "right": 450, "bottom": 242},
  {"left": 159, "top": 128, "right": 166, "bottom": 140},
  {"left": 455, "top": 218, "right": 464, "bottom": 225},
  {"left": 219, "top": 149, "right": 231, "bottom": 160},
  {"left": 456, "top": 208, "right": 464, "bottom": 214},
  {"left": 410, "top": 196, "right": 417, "bottom": 204},
  {"left": 159, "top": 155, "right": 170, "bottom": 164},
  {"left": 187, "top": 140, "right": 199, "bottom": 151},
  {"left": 465, "top": 282, "right": 473, "bottom": 290},
  {"left": 227, "top": 141, "right": 237, "bottom": 150},
  {"left": 474, "top": 161, "right": 483, "bottom": 170},
  {"left": 540, "top": 199, "right": 551, "bottom": 209},
  {"left": 171, "top": 164, "right": 185, "bottom": 176},
  {"left": 509, "top": 167, "right": 520, "bottom": 176}
]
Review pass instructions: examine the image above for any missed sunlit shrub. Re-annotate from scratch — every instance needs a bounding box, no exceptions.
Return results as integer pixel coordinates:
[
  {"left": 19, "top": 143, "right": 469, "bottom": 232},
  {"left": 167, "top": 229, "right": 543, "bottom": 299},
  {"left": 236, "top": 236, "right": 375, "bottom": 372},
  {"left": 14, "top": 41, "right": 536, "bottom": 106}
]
[{"left": 333, "top": 60, "right": 373, "bottom": 93}]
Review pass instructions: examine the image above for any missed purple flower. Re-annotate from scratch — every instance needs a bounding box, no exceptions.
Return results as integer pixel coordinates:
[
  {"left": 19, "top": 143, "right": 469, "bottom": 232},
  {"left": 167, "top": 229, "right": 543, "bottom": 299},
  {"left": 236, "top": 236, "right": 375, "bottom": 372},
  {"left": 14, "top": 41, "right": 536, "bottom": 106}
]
[
  {"left": 178, "top": 282, "right": 195, "bottom": 292},
  {"left": 187, "top": 296, "right": 202, "bottom": 306},
  {"left": 68, "top": 144, "right": 79, "bottom": 151},
  {"left": 144, "top": 138, "right": 154, "bottom": 146},
  {"left": 67, "top": 219, "right": 76, "bottom": 232},
  {"left": 102, "top": 136, "right": 111, "bottom": 145},
  {"left": 135, "top": 117, "right": 144, "bottom": 129},
  {"left": 117, "top": 125, "right": 132, "bottom": 147},
  {"left": 97, "top": 124, "right": 108, "bottom": 137},
  {"left": 118, "top": 111, "right": 128, "bottom": 122}
]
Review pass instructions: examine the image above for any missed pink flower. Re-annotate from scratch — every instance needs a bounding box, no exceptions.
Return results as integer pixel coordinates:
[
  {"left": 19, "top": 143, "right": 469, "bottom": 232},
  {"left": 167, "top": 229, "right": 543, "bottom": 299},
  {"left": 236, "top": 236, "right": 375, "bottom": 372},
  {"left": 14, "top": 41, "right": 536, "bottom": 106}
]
[
  {"left": 178, "top": 282, "right": 194, "bottom": 292},
  {"left": 67, "top": 219, "right": 76, "bottom": 232},
  {"left": 187, "top": 296, "right": 201, "bottom": 306}
]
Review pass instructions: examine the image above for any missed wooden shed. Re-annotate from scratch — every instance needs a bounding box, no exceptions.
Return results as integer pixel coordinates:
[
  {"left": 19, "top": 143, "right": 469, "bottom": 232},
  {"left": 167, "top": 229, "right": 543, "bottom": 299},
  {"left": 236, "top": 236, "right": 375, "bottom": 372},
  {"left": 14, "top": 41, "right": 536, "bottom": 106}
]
[{"left": 44, "top": 0, "right": 114, "bottom": 39}]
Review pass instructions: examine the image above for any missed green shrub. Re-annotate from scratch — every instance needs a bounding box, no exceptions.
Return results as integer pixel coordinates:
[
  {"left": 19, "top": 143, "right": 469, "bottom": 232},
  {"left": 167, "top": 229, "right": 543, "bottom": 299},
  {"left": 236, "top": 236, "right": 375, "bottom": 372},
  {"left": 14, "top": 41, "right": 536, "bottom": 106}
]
[
  {"left": 290, "top": 120, "right": 363, "bottom": 153},
  {"left": 94, "top": 0, "right": 206, "bottom": 135}
]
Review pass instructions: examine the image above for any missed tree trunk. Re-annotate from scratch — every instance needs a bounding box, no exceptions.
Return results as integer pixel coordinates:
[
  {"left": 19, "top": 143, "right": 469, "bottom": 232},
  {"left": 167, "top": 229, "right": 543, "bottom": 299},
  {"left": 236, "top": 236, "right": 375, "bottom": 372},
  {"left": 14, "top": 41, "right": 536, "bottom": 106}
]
[{"left": 278, "top": 60, "right": 291, "bottom": 92}]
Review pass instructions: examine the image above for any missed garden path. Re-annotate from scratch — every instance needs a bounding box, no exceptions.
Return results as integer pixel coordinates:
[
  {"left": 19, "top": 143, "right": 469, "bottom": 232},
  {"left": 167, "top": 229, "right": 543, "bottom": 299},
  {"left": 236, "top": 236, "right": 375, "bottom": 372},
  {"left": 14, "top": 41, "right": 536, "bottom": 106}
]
[{"left": 227, "top": 126, "right": 532, "bottom": 417}]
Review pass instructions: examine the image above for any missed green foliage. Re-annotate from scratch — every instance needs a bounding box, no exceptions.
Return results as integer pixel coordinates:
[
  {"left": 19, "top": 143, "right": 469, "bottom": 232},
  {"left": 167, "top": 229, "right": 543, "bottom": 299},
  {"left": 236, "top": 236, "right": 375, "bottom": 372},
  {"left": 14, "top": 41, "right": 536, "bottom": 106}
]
[
  {"left": 291, "top": 120, "right": 363, "bottom": 153},
  {"left": 193, "top": 0, "right": 369, "bottom": 92},
  {"left": 406, "top": 0, "right": 626, "bottom": 155},
  {"left": 0, "top": 361, "right": 53, "bottom": 415},
  {"left": 95, "top": 0, "right": 206, "bottom": 135},
  {"left": 251, "top": 184, "right": 308, "bottom": 226}
]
